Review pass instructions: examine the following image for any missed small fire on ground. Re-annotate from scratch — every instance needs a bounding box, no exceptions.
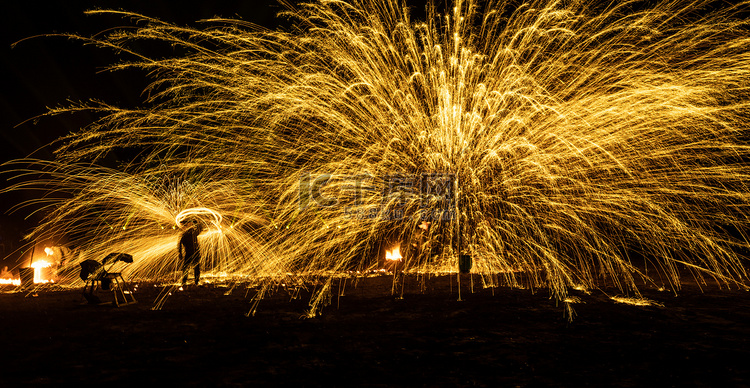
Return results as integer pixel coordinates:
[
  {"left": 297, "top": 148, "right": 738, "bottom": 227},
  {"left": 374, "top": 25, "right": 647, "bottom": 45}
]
[
  {"left": 1, "top": 260, "right": 55, "bottom": 286},
  {"left": 30, "top": 260, "right": 54, "bottom": 284},
  {"left": 1, "top": 246, "right": 60, "bottom": 286},
  {"left": 0, "top": 278, "right": 20, "bottom": 286},
  {"left": 385, "top": 245, "right": 402, "bottom": 261},
  {"left": 0, "top": 266, "right": 19, "bottom": 286}
]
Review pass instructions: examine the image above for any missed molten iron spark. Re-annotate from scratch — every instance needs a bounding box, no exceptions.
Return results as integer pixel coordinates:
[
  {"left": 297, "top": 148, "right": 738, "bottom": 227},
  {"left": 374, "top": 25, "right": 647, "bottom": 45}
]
[{"left": 4, "top": 0, "right": 750, "bottom": 317}]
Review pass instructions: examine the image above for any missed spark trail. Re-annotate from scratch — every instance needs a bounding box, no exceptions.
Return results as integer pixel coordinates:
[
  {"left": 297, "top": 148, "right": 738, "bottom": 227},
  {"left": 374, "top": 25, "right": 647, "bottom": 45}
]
[{"left": 4, "top": 0, "right": 750, "bottom": 316}]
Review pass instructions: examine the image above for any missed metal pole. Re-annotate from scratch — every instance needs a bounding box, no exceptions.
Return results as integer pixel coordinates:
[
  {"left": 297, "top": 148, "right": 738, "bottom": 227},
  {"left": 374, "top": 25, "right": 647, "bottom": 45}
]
[
  {"left": 29, "top": 244, "right": 35, "bottom": 267},
  {"left": 455, "top": 175, "right": 462, "bottom": 301}
]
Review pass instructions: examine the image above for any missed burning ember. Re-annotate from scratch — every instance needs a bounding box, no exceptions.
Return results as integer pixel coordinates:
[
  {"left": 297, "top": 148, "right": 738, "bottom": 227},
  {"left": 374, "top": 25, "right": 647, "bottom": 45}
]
[
  {"left": 0, "top": 266, "right": 20, "bottom": 286},
  {"left": 30, "top": 260, "right": 54, "bottom": 284},
  {"left": 0, "top": 246, "right": 67, "bottom": 287},
  {"left": 385, "top": 245, "right": 402, "bottom": 261},
  {"left": 0, "top": 278, "right": 21, "bottom": 286}
]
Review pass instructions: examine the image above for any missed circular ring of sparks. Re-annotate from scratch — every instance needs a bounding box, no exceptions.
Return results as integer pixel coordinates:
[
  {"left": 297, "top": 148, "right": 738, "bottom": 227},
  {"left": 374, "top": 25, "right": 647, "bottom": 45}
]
[{"left": 175, "top": 207, "right": 223, "bottom": 231}]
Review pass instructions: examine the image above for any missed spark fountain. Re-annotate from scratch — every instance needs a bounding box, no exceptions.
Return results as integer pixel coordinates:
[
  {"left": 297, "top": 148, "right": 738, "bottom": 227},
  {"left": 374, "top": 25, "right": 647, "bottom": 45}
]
[{"left": 4, "top": 0, "right": 750, "bottom": 317}]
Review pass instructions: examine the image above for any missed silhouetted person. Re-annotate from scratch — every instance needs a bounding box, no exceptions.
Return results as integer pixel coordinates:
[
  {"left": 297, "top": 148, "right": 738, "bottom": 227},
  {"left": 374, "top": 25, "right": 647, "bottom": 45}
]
[{"left": 178, "top": 222, "right": 204, "bottom": 286}]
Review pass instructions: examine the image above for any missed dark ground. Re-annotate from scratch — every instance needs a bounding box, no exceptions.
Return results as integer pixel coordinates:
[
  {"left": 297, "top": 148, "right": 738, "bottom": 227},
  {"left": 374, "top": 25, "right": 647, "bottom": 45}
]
[{"left": 1, "top": 273, "right": 749, "bottom": 387}]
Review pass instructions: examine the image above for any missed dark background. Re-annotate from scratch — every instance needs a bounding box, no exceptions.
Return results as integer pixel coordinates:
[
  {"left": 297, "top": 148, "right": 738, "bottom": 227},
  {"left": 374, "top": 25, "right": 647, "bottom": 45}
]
[{"left": 4, "top": 274, "right": 750, "bottom": 387}]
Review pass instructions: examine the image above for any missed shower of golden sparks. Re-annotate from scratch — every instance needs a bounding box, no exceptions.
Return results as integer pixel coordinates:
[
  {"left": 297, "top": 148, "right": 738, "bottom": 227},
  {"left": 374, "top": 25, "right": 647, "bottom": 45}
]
[{"left": 3, "top": 0, "right": 750, "bottom": 316}]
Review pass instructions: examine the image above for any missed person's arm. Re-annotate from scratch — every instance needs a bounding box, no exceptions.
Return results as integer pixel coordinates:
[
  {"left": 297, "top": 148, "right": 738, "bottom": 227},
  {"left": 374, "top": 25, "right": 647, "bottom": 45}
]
[{"left": 178, "top": 236, "right": 184, "bottom": 260}]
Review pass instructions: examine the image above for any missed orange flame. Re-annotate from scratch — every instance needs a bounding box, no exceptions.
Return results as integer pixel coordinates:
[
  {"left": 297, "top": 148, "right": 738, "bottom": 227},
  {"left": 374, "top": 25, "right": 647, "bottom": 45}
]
[
  {"left": 0, "top": 278, "right": 21, "bottom": 286},
  {"left": 30, "top": 260, "right": 54, "bottom": 284},
  {"left": 385, "top": 245, "right": 402, "bottom": 261}
]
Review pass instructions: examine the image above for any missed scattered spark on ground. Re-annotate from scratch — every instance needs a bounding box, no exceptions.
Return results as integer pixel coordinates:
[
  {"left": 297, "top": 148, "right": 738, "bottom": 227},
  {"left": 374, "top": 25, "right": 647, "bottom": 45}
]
[{"left": 611, "top": 296, "right": 665, "bottom": 308}]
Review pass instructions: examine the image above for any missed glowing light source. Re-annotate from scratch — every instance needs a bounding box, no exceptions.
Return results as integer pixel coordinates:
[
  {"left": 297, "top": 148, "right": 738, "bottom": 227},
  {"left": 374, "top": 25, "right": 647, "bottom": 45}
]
[
  {"left": 0, "top": 278, "right": 21, "bottom": 286},
  {"left": 30, "top": 260, "right": 53, "bottom": 284},
  {"left": 611, "top": 296, "right": 665, "bottom": 308},
  {"left": 175, "top": 207, "right": 223, "bottom": 230},
  {"left": 385, "top": 245, "right": 403, "bottom": 262}
]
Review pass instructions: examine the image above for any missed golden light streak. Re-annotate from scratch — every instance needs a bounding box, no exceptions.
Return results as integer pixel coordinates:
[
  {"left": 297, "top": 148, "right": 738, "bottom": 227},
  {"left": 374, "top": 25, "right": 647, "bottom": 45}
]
[
  {"left": 3, "top": 0, "right": 750, "bottom": 317},
  {"left": 175, "top": 207, "right": 224, "bottom": 230},
  {"left": 610, "top": 296, "right": 665, "bottom": 308}
]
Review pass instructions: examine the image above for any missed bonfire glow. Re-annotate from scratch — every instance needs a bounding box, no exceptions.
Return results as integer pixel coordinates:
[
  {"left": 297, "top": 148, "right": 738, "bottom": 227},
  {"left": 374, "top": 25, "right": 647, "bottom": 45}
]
[
  {"left": 0, "top": 278, "right": 21, "bottom": 286},
  {"left": 30, "top": 260, "right": 53, "bottom": 284},
  {"left": 3, "top": 0, "right": 750, "bottom": 316},
  {"left": 385, "top": 245, "right": 403, "bottom": 262}
]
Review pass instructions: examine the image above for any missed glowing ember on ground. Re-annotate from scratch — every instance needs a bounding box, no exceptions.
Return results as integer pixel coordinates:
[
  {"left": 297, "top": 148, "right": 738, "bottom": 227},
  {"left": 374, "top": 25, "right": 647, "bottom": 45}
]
[
  {"left": 385, "top": 245, "right": 402, "bottom": 262},
  {"left": 0, "top": 278, "right": 21, "bottom": 286},
  {"left": 563, "top": 296, "right": 584, "bottom": 304},
  {"left": 611, "top": 296, "right": 664, "bottom": 308}
]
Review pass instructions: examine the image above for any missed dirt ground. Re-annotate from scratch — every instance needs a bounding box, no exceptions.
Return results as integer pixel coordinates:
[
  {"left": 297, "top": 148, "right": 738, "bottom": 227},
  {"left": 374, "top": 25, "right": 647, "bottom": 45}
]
[{"left": 1, "top": 273, "right": 749, "bottom": 387}]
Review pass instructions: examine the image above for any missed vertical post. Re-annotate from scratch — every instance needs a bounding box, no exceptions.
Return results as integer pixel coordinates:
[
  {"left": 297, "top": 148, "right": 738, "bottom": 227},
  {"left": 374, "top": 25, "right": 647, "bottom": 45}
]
[
  {"left": 29, "top": 244, "right": 35, "bottom": 268},
  {"left": 455, "top": 175, "right": 462, "bottom": 302}
]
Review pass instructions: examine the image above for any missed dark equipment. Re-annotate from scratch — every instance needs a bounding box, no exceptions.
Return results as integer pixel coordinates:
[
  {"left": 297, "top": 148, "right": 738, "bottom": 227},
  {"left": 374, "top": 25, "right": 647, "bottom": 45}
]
[
  {"left": 79, "top": 253, "right": 137, "bottom": 306},
  {"left": 459, "top": 254, "right": 472, "bottom": 274}
]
